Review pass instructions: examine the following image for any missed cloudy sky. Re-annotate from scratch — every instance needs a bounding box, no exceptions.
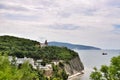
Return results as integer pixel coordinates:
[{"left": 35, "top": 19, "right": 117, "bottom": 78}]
[{"left": 0, "top": 0, "right": 120, "bottom": 49}]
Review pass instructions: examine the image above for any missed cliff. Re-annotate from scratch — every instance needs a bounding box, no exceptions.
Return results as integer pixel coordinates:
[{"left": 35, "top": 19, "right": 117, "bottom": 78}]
[{"left": 64, "top": 56, "right": 84, "bottom": 76}]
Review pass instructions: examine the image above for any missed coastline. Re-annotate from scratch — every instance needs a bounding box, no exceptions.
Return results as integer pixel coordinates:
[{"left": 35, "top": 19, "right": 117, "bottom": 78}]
[{"left": 68, "top": 71, "right": 84, "bottom": 80}]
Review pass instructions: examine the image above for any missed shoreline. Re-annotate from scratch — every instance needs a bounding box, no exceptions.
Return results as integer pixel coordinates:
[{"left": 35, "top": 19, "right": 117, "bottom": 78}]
[{"left": 68, "top": 71, "right": 84, "bottom": 80}]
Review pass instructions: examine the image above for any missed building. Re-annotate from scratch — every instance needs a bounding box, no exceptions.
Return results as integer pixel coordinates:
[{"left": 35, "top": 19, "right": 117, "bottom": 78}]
[
  {"left": 9, "top": 56, "right": 52, "bottom": 70},
  {"left": 40, "top": 40, "right": 48, "bottom": 47}
]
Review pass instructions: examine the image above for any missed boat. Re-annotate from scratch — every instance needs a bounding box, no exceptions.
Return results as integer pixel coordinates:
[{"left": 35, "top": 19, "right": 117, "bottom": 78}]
[{"left": 102, "top": 53, "right": 107, "bottom": 55}]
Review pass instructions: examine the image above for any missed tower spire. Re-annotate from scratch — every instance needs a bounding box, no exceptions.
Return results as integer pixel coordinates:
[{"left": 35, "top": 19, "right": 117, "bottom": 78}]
[{"left": 44, "top": 40, "right": 48, "bottom": 46}]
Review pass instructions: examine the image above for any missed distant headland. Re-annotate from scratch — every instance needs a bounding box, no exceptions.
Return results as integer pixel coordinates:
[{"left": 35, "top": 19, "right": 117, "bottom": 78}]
[{"left": 49, "top": 41, "right": 101, "bottom": 50}]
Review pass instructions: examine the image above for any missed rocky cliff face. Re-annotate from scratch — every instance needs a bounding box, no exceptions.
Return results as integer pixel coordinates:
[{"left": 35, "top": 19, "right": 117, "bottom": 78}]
[{"left": 64, "top": 56, "right": 84, "bottom": 75}]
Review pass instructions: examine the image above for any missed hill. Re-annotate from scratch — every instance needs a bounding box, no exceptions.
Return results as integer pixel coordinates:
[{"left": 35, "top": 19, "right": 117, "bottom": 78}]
[
  {"left": 0, "top": 35, "right": 78, "bottom": 61},
  {"left": 48, "top": 41, "right": 101, "bottom": 50}
]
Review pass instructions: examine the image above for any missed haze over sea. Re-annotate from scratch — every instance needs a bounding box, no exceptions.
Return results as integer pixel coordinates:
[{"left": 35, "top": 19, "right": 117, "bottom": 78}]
[{"left": 72, "top": 50, "right": 120, "bottom": 80}]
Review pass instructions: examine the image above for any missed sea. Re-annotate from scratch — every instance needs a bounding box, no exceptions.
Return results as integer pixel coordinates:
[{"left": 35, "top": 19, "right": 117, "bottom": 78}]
[{"left": 72, "top": 50, "right": 120, "bottom": 80}]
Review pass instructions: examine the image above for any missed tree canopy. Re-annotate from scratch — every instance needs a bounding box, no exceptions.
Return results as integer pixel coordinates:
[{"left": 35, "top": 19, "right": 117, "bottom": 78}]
[
  {"left": 0, "top": 55, "right": 69, "bottom": 80},
  {"left": 0, "top": 35, "right": 78, "bottom": 61},
  {"left": 90, "top": 55, "right": 120, "bottom": 80},
  {"left": 0, "top": 55, "right": 39, "bottom": 80}
]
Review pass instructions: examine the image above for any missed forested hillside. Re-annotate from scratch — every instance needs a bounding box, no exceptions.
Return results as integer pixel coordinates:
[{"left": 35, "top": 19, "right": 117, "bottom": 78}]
[
  {"left": 0, "top": 35, "right": 78, "bottom": 61},
  {"left": 0, "top": 35, "right": 40, "bottom": 58}
]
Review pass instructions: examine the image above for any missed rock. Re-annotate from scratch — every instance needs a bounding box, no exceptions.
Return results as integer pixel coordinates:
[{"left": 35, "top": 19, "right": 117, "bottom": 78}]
[{"left": 64, "top": 56, "right": 84, "bottom": 76}]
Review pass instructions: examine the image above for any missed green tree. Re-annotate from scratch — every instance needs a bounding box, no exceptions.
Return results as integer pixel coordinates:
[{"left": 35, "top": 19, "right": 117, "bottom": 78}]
[
  {"left": 0, "top": 55, "right": 39, "bottom": 80},
  {"left": 90, "top": 55, "right": 120, "bottom": 80},
  {"left": 20, "top": 61, "right": 38, "bottom": 80}
]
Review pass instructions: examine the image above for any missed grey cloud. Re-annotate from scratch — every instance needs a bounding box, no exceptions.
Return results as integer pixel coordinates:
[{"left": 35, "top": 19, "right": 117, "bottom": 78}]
[
  {"left": 38, "top": 37, "right": 47, "bottom": 42},
  {"left": 111, "top": 24, "right": 120, "bottom": 34},
  {"left": 108, "top": 0, "right": 120, "bottom": 7},
  {"left": 112, "top": 30, "right": 120, "bottom": 34},
  {"left": 37, "top": 0, "right": 55, "bottom": 7},
  {"left": 49, "top": 24, "right": 80, "bottom": 30},
  {"left": 0, "top": 3, "right": 29, "bottom": 11},
  {"left": 2, "top": 13, "right": 38, "bottom": 21},
  {"left": 114, "top": 24, "right": 120, "bottom": 29},
  {"left": 57, "top": 5, "right": 98, "bottom": 18}
]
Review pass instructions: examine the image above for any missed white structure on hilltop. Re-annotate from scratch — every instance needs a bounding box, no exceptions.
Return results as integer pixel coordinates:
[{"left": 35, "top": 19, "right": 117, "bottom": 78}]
[{"left": 40, "top": 40, "right": 48, "bottom": 47}]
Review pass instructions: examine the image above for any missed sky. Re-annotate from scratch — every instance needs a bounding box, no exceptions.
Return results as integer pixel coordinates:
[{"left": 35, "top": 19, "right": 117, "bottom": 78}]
[{"left": 0, "top": 0, "right": 120, "bottom": 49}]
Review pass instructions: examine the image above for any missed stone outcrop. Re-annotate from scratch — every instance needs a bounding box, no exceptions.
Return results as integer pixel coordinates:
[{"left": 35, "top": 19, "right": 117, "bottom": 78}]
[{"left": 64, "top": 56, "right": 84, "bottom": 76}]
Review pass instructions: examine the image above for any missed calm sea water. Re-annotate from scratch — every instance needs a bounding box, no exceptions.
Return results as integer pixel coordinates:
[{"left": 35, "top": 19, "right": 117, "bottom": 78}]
[{"left": 72, "top": 50, "right": 120, "bottom": 80}]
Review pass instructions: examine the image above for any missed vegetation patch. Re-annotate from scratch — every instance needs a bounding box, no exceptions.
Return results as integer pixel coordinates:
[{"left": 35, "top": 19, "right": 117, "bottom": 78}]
[
  {"left": 0, "top": 35, "right": 78, "bottom": 62},
  {"left": 90, "top": 55, "right": 120, "bottom": 80}
]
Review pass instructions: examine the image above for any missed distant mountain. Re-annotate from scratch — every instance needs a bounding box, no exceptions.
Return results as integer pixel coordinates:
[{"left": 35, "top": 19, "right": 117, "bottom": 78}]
[{"left": 48, "top": 41, "right": 101, "bottom": 50}]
